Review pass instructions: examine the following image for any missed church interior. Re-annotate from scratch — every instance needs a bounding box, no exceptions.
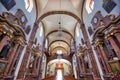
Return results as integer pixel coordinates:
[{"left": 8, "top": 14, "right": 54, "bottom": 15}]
[{"left": 0, "top": 0, "right": 120, "bottom": 80}]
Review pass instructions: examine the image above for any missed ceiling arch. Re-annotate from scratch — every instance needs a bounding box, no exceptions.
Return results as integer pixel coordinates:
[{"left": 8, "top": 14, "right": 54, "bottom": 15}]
[
  {"left": 51, "top": 46, "right": 68, "bottom": 54},
  {"left": 35, "top": 0, "right": 84, "bottom": 55},
  {"left": 36, "top": 11, "right": 81, "bottom": 26},
  {"left": 47, "top": 59, "right": 71, "bottom": 65},
  {"left": 49, "top": 41, "right": 69, "bottom": 51},
  {"left": 45, "top": 29, "right": 74, "bottom": 41},
  {"left": 49, "top": 40, "right": 70, "bottom": 48}
]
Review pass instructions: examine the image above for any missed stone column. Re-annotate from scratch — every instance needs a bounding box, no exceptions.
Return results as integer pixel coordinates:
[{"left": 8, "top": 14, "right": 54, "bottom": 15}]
[
  {"left": 80, "top": 56, "right": 85, "bottom": 73},
  {"left": 4, "top": 41, "right": 19, "bottom": 74},
  {"left": 114, "top": 33, "right": 120, "bottom": 43},
  {"left": 99, "top": 44, "right": 111, "bottom": 72},
  {"left": 38, "top": 55, "right": 43, "bottom": 80},
  {"left": 18, "top": 23, "right": 38, "bottom": 79},
  {"left": 81, "top": 24, "right": 100, "bottom": 78},
  {"left": 0, "top": 35, "right": 9, "bottom": 52},
  {"left": 108, "top": 36, "right": 120, "bottom": 59},
  {"left": 93, "top": 47, "right": 104, "bottom": 80},
  {"left": 96, "top": 46, "right": 108, "bottom": 73},
  {"left": 32, "top": 56, "right": 38, "bottom": 75},
  {"left": 75, "top": 54, "right": 81, "bottom": 80},
  {"left": 8, "top": 45, "right": 22, "bottom": 75}
]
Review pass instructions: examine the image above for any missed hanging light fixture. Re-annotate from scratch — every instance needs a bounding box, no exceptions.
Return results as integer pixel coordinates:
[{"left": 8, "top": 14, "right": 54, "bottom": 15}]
[
  {"left": 57, "top": 0, "right": 62, "bottom": 36},
  {"left": 58, "top": 0, "right": 62, "bottom": 38}
]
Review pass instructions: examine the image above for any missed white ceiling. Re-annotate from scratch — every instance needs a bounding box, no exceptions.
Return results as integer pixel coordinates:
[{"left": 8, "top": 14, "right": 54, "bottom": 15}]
[{"left": 36, "top": 0, "right": 84, "bottom": 54}]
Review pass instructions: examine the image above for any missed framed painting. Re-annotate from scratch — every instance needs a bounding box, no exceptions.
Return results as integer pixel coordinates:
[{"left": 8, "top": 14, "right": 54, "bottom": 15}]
[
  {"left": 1, "top": 0, "right": 16, "bottom": 11},
  {"left": 103, "top": 0, "right": 116, "bottom": 13}
]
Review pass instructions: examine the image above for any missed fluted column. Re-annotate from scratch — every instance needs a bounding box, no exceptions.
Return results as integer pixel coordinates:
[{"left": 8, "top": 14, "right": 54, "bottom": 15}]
[
  {"left": 4, "top": 41, "right": 19, "bottom": 74},
  {"left": 114, "top": 33, "right": 120, "bottom": 43},
  {"left": 0, "top": 35, "right": 9, "bottom": 52},
  {"left": 99, "top": 44, "right": 111, "bottom": 72},
  {"left": 107, "top": 36, "right": 120, "bottom": 59}
]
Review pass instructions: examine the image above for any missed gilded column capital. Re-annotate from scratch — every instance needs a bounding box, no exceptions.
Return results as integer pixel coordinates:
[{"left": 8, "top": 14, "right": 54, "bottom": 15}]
[
  {"left": 14, "top": 36, "right": 26, "bottom": 46},
  {"left": 94, "top": 37, "right": 104, "bottom": 47},
  {"left": 112, "top": 30, "right": 120, "bottom": 35},
  {"left": 105, "top": 33, "right": 111, "bottom": 40},
  {"left": 0, "top": 27, "right": 13, "bottom": 40}
]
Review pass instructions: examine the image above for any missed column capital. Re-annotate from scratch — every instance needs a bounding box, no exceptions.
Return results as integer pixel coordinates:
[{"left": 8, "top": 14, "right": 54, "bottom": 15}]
[
  {"left": 0, "top": 30, "right": 13, "bottom": 40},
  {"left": 14, "top": 36, "right": 26, "bottom": 46},
  {"left": 105, "top": 33, "right": 112, "bottom": 40},
  {"left": 95, "top": 41, "right": 103, "bottom": 47}
]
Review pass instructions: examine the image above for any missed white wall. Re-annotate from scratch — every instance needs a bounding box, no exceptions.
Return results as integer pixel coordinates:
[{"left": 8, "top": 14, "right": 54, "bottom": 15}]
[
  {"left": 72, "top": 54, "right": 77, "bottom": 79},
  {"left": 41, "top": 54, "right": 47, "bottom": 79},
  {"left": 35, "top": 23, "right": 44, "bottom": 46}
]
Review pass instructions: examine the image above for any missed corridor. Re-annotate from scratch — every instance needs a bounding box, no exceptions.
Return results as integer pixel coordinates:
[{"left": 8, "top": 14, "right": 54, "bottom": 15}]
[{"left": 0, "top": 0, "right": 120, "bottom": 80}]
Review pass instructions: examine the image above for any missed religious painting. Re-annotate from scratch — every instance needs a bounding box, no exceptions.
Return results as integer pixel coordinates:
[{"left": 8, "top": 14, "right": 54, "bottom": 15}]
[
  {"left": 1, "top": 0, "right": 16, "bottom": 11},
  {"left": 103, "top": 0, "right": 116, "bottom": 13}
]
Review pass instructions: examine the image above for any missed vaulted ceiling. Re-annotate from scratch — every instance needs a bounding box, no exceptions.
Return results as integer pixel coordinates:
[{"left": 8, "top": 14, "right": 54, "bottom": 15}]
[{"left": 35, "top": 0, "right": 84, "bottom": 54}]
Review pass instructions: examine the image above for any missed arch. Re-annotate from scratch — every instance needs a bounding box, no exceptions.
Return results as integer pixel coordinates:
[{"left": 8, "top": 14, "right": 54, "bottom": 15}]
[
  {"left": 47, "top": 59, "right": 71, "bottom": 66},
  {"left": 36, "top": 11, "right": 81, "bottom": 24},
  {"left": 51, "top": 46, "right": 68, "bottom": 53},
  {"left": 49, "top": 40, "right": 70, "bottom": 48},
  {"left": 36, "top": 11, "right": 82, "bottom": 42},
  {"left": 45, "top": 29, "right": 74, "bottom": 41}
]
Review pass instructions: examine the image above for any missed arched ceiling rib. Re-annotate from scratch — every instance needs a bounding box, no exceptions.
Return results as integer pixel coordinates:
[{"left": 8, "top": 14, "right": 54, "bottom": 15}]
[
  {"left": 49, "top": 40, "right": 70, "bottom": 48},
  {"left": 35, "top": 0, "right": 84, "bottom": 55},
  {"left": 51, "top": 46, "right": 68, "bottom": 54},
  {"left": 49, "top": 41, "right": 70, "bottom": 53}
]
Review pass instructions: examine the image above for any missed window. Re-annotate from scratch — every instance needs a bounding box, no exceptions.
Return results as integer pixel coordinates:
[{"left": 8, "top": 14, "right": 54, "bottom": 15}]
[
  {"left": 34, "top": 38, "right": 37, "bottom": 44},
  {"left": 56, "top": 69, "right": 63, "bottom": 80},
  {"left": 57, "top": 50, "right": 62, "bottom": 54},
  {"left": 39, "top": 26, "right": 43, "bottom": 37},
  {"left": 88, "top": 27, "right": 93, "bottom": 36},
  {"left": 24, "top": 0, "right": 33, "bottom": 12},
  {"left": 85, "top": 0, "right": 94, "bottom": 14},
  {"left": 76, "top": 26, "right": 79, "bottom": 37},
  {"left": 25, "top": 25, "right": 31, "bottom": 34},
  {"left": 81, "top": 38, "right": 84, "bottom": 45},
  {"left": 45, "top": 39, "right": 48, "bottom": 48}
]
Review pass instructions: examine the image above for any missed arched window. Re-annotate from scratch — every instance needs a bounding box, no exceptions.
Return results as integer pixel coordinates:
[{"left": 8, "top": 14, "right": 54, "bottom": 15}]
[
  {"left": 45, "top": 39, "right": 48, "bottom": 48},
  {"left": 85, "top": 0, "right": 94, "bottom": 14},
  {"left": 57, "top": 50, "right": 62, "bottom": 54},
  {"left": 76, "top": 26, "right": 79, "bottom": 38},
  {"left": 39, "top": 26, "right": 43, "bottom": 37},
  {"left": 24, "top": 0, "right": 33, "bottom": 12}
]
